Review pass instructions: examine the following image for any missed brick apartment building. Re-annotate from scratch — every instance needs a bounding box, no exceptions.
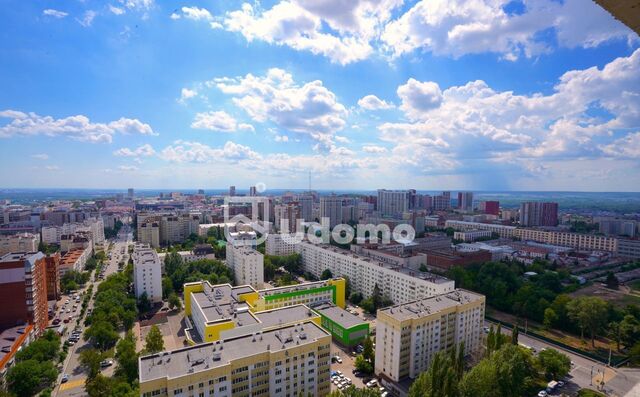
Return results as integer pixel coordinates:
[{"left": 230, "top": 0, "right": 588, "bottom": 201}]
[
  {"left": 0, "top": 252, "right": 48, "bottom": 335},
  {"left": 44, "top": 253, "right": 61, "bottom": 301}
]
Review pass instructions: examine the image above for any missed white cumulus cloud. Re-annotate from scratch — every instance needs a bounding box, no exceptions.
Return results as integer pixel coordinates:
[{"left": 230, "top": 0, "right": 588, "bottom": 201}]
[
  {"left": 358, "top": 94, "right": 394, "bottom": 110},
  {"left": 0, "top": 110, "right": 156, "bottom": 143}
]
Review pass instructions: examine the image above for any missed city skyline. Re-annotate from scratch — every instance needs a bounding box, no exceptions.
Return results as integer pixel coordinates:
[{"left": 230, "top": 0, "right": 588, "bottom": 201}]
[{"left": 1, "top": 1, "right": 640, "bottom": 191}]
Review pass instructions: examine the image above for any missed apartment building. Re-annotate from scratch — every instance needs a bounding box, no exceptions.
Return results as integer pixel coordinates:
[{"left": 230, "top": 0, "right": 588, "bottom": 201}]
[
  {"left": 139, "top": 221, "right": 160, "bottom": 248},
  {"left": 265, "top": 233, "right": 300, "bottom": 256},
  {"left": 41, "top": 225, "right": 62, "bottom": 244},
  {"left": 139, "top": 321, "right": 332, "bottom": 397},
  {"left": 133, "top": 245, "right": 163, "bottom": 303},
  {"left": 377, "top": 190, "right": 410, "bottom": 217},
  {"left": 226, "top": 244, "right": 264, "bottom": 289},
  {"left": 319, "top": 195, "right": 342, "bottom": 228},
  {"left": 520, "top": 202, "right": 558, "bottom": 227},
  {"left": 274, "top": 204, "right": 301, "bottom": 233},
  {"left": 44, "top": 253, "right": 61, "bottom": 301},
  {"left": 296, "top": 242, "right": 454, "bottom": 304},
  {"left": 298, "top": 195, "right": 314, "bottom": 222},
  {"left": 0, "top": 233, "right": 38, "bottom": 256},
  {"left": 375, "top": 289, "right": 485, "bottom": 383},
  {"left": 617, "top": 238, "right": 640, "bottom": 259},
  {"left": 0, "top": 252, "right": 49, "bottom": 334},
  {"left": 457, "top": 192, "right": 474, "bottom": 212},
  {"left": 445, "top": 220, "right": 517, "bottom": 238},
  {"left": 479, "top": 201, "right": 500, "bottom": 216},
  {"left": 59, "top": 247, "right": 92, "bottom": 277},
  {"left": 515, "top": 228, "right": 618, "bottom": 252}
]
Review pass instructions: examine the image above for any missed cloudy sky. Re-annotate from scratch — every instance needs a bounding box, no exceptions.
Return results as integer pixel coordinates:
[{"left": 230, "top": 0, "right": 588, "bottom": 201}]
[{"left": 1, "top": 0, "right": 639, "bottom": 191}]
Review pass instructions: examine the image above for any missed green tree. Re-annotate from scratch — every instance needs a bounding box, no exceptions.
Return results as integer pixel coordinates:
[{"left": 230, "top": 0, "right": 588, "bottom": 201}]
[
  {"left": 144, "top": 325, "right": 165, "bottom": 354},
  {"left": 162, "top": 276, "right": 174, "bottom": 299},
  {"left": 349, "top": 292, "right": 363, "bottom": 305},
  {"left": 79, "top": 348, "right": 103, "bottom": 379},
  {"left": 115, "top": 331, "right": 139, "bottom": 384},
  {"left": 137, "top": 292, "right": 152, "bottom": 313},
  {"left": 85, "top": 320, "right": 119, "bottom": 350},
  {"left": 15, "top": 330, "right": 60, "bottom": 362},
  {"left": 620, "top": 314, "right": 640, "bottom": 349},
  {"left": 328, "top": 386, "right": 381, "bottom": 396},
  {"left": 567, "top": 296, "right": 609, "bottom": 346},
  {"left": 511, "top": 326, "right": 519, "bottom": 345},
  {"left": 543, "top": 307, "right": 558, "bottom": 330},
  {"left": 7, "top": 360, "right": 57, "bottom": 397},
  {"left": 459, "top": 358, "right": 496, "bottom": 397},
  {"left": 536, "top": 348, "right": 571, "bottom": 380},
  {"left": 363, "top": 335, "right": 374, "bottom": 363},
  {"left": 168, "top": 293, "right": 181, "bottom": 310},
  {"left": 408, "top": 351, "right": 458, "bottom": 397},
  {"left": 321, "top": 268, "right": 333, "bottom": 280},
  {"left": 354, "top": 354, "right": 373, "bottom": 374},
  {"left": 605, "top": 272, "right": 619, "bottom": 289}
]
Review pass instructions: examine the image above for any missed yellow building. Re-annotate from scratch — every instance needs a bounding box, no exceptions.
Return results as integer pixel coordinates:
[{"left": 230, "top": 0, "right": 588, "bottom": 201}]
[
  {"left": 140, "top": 322, "right": 332, "bottom": 397},
  {"left": 182, "top": 279, "right": 345, "bottom": 344}
]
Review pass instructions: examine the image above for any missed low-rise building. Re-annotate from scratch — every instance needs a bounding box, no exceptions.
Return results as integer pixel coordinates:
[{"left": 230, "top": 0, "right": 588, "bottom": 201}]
[
  {"left": 59, "top": 246, "right": 91, "bottom": 277},
  {"left": 453, "top": 229, "right": 493, "bottom": 242},
  {"left": 0, "top": 324, "right": 35, "bottom": 389},
  {"left": 311, "top": 302, "right": 369, "bottom": 347},
  {"left": 423, "top": 248, "right": 492, "bottom": 271},
  {"left": 375, "top": 289, "right": 485, "bottom": 385}
]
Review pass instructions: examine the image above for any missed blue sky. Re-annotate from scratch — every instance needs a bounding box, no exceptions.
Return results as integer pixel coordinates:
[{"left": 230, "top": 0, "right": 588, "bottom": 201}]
[{"left": 1, "top": 0, "right": 639, "bottom": 191}]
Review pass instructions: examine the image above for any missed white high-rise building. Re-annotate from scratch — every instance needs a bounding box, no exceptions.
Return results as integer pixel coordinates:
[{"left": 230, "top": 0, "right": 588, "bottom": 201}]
[
  {"left": 375, "top": 289, "right": 485, "bottom": 383},
  {"left": 265, "top": 233, "right": 299, "bottom": 256},
  {"left": 320, "top": 195, "right": 342, "bottom": 228},
  {"left": 133, "top": 244, "right": 163, "bottom": 303},
  {"left": 377, "top": 189, "right": 410, "bottom": 217},
  {"left": 41, "top": 226, "right": 62, "bottom": 244},
  {"left": 226, "top": 244, "right": 264, "bottom": 289}
]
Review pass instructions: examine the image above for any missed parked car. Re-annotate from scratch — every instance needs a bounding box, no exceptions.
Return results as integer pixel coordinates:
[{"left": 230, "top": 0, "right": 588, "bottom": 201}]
[
  {"left": 61, "top": 374, "right": 69, "bottom": 383},
  {"left": 100, "top": 359, "right": 114, "bottom": 368},
  {"left": 366, "top": 379, "right": 378, "bottom": 388},
  {"left": 537, "top": 391, "right": 548, "bottom": 397}
]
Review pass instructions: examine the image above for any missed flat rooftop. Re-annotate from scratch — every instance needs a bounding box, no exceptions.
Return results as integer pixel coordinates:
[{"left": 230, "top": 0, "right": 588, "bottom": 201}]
[
  {"left": 0, "top": 325, "right": 31, "bottom": 366},
  {"left": 254, "top": 305, "right": 319, "bottom": 329},
  {"left": 311, "top": 303, "right": 366, "bottom": 329},
  {"left": 139, "top": 322, "right": 330, "bottom": 382},
  {"left": 378, "top": 289, "right": 484, "bottom": 321},
  {"left": 191, "top": 288, "right": 259, "bottom": 327},
  {"left": 258, "top": 279, "right": 333, "bottom": 297}
]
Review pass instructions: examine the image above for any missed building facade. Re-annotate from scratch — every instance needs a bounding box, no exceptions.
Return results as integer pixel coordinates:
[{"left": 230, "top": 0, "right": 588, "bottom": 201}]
[
  {"left": 296, "top": 242, "right": 455, "bottom": 305},
  {"left": 0, "top": 252, "right": 49, "bottom": 335},
  {"left": 133, "top": 244, "right": 163, "bottom": 303},
  {"left": 319, "top": 196, "right": 342, "bottom": 228},
  {"left": 0, "top": 233, "right": 38, "bottom": 256},
  {"left": 375, "top": 289, "right": 485, "bottom": 383}
]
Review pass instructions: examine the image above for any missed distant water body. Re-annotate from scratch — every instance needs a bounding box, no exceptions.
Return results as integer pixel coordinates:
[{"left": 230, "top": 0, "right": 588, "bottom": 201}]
[{"left": 1, "top": 188, "right": 639, "bottom": 213}]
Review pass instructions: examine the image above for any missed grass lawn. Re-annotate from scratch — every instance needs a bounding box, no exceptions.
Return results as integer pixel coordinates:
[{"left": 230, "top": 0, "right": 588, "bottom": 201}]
[{"left": 577, "top": 389, "right": 606, "bottom": 397}]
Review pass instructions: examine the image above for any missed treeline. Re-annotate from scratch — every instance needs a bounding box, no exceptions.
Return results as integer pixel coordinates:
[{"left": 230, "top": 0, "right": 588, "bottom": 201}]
[
  {"left": 163, "top": 252, "right": 233, "bottom": 293},
  {"left": 409, "top": 338, "right": 571, "bottom": 397},
  {"left": 82, "top": 262, "right": 140, "bottom": 397},
  {"left": 448, "top": 261, "right": 640, "bottom": 352},
  {"left": 264, "top": 253, "right": 303, "bottom": 283},
  {"left": 84, "top": 264, "right": 137, "bottom": 350},
  {"left": 4, "top": 330, "right": 61, "bottom": 397},
  {"left": 104, "top": 219, "right": 123, "bottom": 239}
]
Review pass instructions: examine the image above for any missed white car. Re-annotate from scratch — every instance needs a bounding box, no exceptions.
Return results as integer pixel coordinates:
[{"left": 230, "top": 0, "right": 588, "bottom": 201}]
[
  {"left": 538, "top": 391, "right": 548, "bottom": 397},
  {"left": 366, "top": 379, "right": 378, "bottom": 388}
]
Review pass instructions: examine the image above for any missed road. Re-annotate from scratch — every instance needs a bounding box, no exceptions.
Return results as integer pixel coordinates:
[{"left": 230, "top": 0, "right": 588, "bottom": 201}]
[
  {"left": 490, "top": 320, "right": 640, "bottom": 397},
  {"left": 54, "top": 229, "right": 132, "bottom": 397}
]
